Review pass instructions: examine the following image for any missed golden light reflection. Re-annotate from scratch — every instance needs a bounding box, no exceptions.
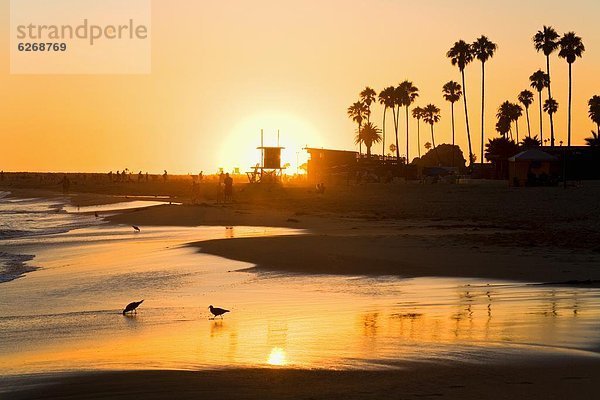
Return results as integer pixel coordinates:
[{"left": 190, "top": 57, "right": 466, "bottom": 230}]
[{"left": 267, "top": 347, "right": 287, "bottom": 366}]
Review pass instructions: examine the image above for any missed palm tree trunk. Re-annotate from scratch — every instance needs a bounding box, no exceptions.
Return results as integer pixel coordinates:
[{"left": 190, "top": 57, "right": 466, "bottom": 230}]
[
  {"left": 417, "top": 119, "right": 421, "bottom": 158},
  {"left": 516, "top": 117, "right": 520, "bottom": 144},
  {"left": 382, "top": 107, "right": 387, "bottom": 157},
  {"left": 394, "top": 106, "right": 400, "bottom": 160},
  {"left": 538, "top": 91, "right": 544, "bottom": 144},
  {"left": 358, "top": 122, "right": 362, "bottom": 155},
  {"left": 451, "top": 102, "right": 456, "bottom": 167},
  {"left": 431, "top": 124, "right": 440, "bottom": 164},
  {"left": 568, "top": 63, "right": 572, "bottom": 147},
  {"left": 547, "top": 55, "right": 555, "bottom": 146},
  {"left": 405, "top": 106, "right": 410, "bottom": 163},
  {"left": 480, "top": 61, "right": 485, "bottom": 166},
  {"left": 525, "top": 107, "right": 531, "bottom": 137},
  {"left": 461, "top": 69, "right": 473, "bottom": 165}
]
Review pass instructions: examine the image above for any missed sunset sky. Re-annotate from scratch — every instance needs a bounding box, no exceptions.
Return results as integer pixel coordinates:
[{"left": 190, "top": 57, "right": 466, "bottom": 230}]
[{"left": 1, "top": 0, "right": 599, "bottom": 173}]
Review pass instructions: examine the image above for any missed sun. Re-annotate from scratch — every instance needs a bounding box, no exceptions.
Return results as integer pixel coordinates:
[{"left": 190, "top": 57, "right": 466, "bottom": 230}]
[
  {"left": 217, "top": 112, "right": 320, "bottom": 174},
  {"left": 267, "top": 347, "right": 287, "bottom": 366}
]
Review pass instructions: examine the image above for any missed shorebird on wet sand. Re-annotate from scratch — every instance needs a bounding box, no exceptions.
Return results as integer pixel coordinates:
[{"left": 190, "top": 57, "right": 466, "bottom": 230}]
[
  {"left": 132, "top": 225, "right": 141, "bottom": 232},
  {"left": 123, "top": 300, "right": 144, "bottom": 315},
  {"left": 209, "top": 305, "right": 230, "bottom": 319}
]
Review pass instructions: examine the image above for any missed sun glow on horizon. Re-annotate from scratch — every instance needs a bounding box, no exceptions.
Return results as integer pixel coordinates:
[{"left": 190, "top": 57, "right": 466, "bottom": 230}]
[{"left": 217, "top": 112, "right": 318, "bottom": 174}]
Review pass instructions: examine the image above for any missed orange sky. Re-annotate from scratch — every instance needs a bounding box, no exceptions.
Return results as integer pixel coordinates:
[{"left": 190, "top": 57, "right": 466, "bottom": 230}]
[{"left": 1, "top": 0, "right": 599, "bottom": 173}]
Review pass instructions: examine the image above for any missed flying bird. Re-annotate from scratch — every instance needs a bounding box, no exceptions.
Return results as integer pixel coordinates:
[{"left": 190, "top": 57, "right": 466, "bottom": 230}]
[
  {"left": 209, "top": 305, "right": 230, "bottom": 319},
  {"left": 132, "top": 225, "right": 141, "bottom": 232},
  {"left": 123, "top": 300, "right": 144, "bottom": 315}
]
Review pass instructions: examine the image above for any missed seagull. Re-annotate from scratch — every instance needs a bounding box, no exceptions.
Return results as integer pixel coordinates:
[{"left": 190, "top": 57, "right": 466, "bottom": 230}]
[
  {"left": 123, "top": 299, "right": 144, "bottom": 315},
  {"left": 209, "top": 305, "right": 230, "bottom": 319},
  {"left": 94, "top": 212, "right": 99, "bottom": 218},
  {"left": 132, "top": 225, "right": 141, "bottom": 232}
]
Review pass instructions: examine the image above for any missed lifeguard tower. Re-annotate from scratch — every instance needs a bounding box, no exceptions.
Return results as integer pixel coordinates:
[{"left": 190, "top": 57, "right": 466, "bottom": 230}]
[{"left": 247, "top": 129, "right": 285, "bottom": 183}]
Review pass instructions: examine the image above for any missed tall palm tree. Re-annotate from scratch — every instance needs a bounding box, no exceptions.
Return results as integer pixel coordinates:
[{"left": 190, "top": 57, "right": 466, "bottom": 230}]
[
  {"left": 589, "top": 95, "right": 600, "bottom": 134},
  {"left": 398, "top": 80, "right": 419, "bottom": 163},
  {"left": 447, "top": 40, "right": 475, "bottom": 165},
  {"left": 423, "top": 104, "right": 441, "bottom": 162},
  {"left": 412, "top": 106, "right": 425, "bottom": 158},
  {"left": 471, "top": 35, "right": 497, "bottom": 164},
  {"left": 543, "top": 98, "right": 559, "bottom": 130},
  {"left": 558, "top": 32, "right": 585, "bottom": 147},
  {"left": 533, "top": 26, "right": 560, "bottom": 144},
  {"left": 360, "top": 87, "right": 377, "bottom": 123},
  {"left": 529, "top": 70, "right": 549, "bottom": 144},
  {"left": 442, "top": 81, "right": 462, "bottom": 167},
  {"left": 378, "top": 86, "right": 396, "bottom": 157},
  {"left": 518, "top": 90, "right": 534, "bottom": 138},
  {"left": 347, "top": 101, "right": 368, "bottom": 154},
  {"left": 355, "top": 122, "right": 382, "bottom": 157}
]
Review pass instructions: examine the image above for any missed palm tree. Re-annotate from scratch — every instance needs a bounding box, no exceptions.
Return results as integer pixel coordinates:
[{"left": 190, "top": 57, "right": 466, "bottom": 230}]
[
  {"left": 589, "top": 95, "right": 600, "bottom": 134},
  {"left": 423, "top": 104, "right": 441, "bottom": 162},
  {"left": 347, "top": 101, "right": 368, "bottom": 154},
  {"left": 360, "top": 87, "right": 377, "bottom": 123},
  {"left": 392, "top": 85, "right": 404, "bottom": 160},
  {"left": 533, "top": 26, "right": 560, "bottom": 144},
  {"left": 424, "top": 142, "right": 432, "bottom": 151},
  {"left": 442, "top": 81, "right": 462, "bottom": 167},
  {"left": 398, "top": 80, "right": 419, "bottom": 163},
  {"left": 518, "top": 90, "right": 534, "bottom": 138},
  {"left": 529, "top": 70, "right": 549, "bottom": 144},
  {"left": 585, "top": 131, "right": 599, "bottom": 146},
  {"left": 447, "top": 40, "right": 475, "bottom": 165},
  {"left": 355, "top": 122, "right": 382, "bottom": 157},
  {"left": 412, "top": 106, "right": 425, "bottom": 158},
  {"left": 471, "top": 35, "right": 497, "bottom": 164},
  {"left": 521, "top": 135, "right": 541, "bottom": 148},
  {"left": 496, "top": 101, "right": 513, "bottom": 138},
  {"left": 378, "top": 86, "right": 396, "bottom": 157},
  {"left": 558, "top": 32, "right": 585, "bottom": 147},
  {"left": 543, "top": 98, "right": 559, "bottom": 131},
  {"left": 510, "top": 103, "right": 523, "bottom": 143}
]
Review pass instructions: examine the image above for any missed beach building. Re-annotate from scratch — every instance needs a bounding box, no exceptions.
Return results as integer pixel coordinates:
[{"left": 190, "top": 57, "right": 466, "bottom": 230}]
[
  {"left": 508, "top": 149, "right": 559, "bottom": 186},
  {"left": 305, "top": 148, "right": 358, "bottom": 184}
]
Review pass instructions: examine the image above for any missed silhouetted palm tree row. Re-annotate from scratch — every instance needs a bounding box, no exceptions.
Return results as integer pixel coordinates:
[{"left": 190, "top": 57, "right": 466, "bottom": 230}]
[
  {"left": 533, "top": 26, "right": 585, "bottom": 147},
  {"left": 349, "top": 27, "right": 591, "bottom": 165}
]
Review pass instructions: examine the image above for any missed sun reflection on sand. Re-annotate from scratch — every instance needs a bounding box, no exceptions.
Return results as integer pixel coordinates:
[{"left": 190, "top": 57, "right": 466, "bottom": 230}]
[{"left": 267, "top": 348, "right": 287, "bottom": 366}]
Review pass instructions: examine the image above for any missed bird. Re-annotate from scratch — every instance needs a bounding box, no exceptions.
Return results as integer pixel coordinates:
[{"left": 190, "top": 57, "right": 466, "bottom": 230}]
[
  {"left": 123, "top": 300, "right": 144, "bottom": 315},
  {"left": 94, "top": 212, "right": 99, "bottom": 218},
  {"left": 209, "top": 305, "right": 230, "bottom": 319},
  {"left": 132, "top": 225, "right": 141, "bottom": 232}
]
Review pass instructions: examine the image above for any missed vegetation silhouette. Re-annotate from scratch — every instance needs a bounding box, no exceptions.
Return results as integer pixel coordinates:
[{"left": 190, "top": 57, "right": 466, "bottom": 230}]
[
  {"left": 442, "top": 81, "right": 462, "bottom": 167},
  {"left": 518, "top": 90, "right": 535, "bottom": 138},
  {"left": 471, "top": 35, "right": 498, "bottom": 164},
  {"left": 447, "top": 40, "right": 475, "bottom": 165},
  {"left": 533, "top": 26, "right": 560, "bottom": 146},
  {"left": 558, "top": 32, "right": 585, "bottom": 147}
]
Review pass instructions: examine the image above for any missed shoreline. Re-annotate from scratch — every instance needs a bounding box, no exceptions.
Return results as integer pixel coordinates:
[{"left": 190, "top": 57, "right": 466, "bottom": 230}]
[{"left": 5, "top": 356, "right": 600, "bottom": 400}]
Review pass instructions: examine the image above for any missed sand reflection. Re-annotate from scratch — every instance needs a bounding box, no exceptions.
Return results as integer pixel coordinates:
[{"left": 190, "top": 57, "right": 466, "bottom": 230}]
[{"left": 1, "top": 226, "right": 600, "bottom": 374}]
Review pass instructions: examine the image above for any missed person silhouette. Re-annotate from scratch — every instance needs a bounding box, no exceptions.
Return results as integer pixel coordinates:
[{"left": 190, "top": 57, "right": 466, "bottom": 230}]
[{"left": 224, "top": 173, "right": 233, "bottom": 202}]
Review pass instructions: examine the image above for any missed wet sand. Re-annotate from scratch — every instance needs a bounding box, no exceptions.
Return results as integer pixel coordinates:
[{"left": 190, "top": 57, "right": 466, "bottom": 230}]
[
  {"left": 3, "top": 182, "right": 600, "bottom": 398},
  {"left": 5, "top": 358, "right": 600, "bottom": 400}
]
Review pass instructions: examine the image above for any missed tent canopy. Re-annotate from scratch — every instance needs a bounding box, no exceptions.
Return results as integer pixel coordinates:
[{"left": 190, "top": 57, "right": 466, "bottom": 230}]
[{"left": 508, "top": 149, "right": 558, "bottom": 162}]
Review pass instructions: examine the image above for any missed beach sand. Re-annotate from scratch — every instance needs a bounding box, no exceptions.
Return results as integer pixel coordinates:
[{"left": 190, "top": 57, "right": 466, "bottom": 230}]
[{"left": 2, "top": 180, "right": 600, "bottom": 399}]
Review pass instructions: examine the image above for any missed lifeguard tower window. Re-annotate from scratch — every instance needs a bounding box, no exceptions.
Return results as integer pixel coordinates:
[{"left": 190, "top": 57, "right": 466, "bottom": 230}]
[{"left": 263, "top": 147, "right": 281, "bottom": 169}]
